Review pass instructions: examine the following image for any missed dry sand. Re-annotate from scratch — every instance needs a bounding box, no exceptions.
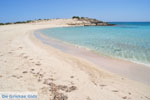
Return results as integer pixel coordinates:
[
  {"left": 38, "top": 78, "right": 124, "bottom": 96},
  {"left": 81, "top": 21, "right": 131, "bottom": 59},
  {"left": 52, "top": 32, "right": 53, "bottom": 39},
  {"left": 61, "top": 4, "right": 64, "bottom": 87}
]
[{"left": 0, "top": 19, "right": 150, "bottom": 100}]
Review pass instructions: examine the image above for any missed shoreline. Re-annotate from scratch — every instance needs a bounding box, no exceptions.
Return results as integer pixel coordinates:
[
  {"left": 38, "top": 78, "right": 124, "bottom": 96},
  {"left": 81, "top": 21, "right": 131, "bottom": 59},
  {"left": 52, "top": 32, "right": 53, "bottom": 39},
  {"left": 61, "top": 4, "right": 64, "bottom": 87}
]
[
  {"left": 34, "top": 30, "right": 150, "bottom": 84},
  {"left": 37, "top": 27, "right": 150, "bottom": 67},
  {"left": 0, "top": 19, "right": 150, "bottom": 100}
]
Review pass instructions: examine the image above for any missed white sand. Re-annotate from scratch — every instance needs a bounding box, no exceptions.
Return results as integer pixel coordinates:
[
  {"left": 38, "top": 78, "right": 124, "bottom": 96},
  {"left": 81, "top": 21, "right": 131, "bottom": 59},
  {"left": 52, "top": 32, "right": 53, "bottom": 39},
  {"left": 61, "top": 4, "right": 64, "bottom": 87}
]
[{"left": 0, "top": 19, "right": 150, "bottom": 100}]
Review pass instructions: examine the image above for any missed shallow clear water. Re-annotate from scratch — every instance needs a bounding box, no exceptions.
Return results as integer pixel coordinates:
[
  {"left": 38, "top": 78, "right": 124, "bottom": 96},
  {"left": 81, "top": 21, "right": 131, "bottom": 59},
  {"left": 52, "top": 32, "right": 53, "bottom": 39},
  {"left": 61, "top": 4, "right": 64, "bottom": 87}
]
[{"left": 40, "top": 22, "right": 150, "bottom": 65}]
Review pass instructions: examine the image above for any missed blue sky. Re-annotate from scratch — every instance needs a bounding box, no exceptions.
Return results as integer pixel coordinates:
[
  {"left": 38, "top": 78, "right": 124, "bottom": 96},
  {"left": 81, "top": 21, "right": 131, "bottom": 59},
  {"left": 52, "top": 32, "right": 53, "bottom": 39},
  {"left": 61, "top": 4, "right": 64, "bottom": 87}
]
[{"left": 0, "top": 0, "right": 150, "bottom": 23}]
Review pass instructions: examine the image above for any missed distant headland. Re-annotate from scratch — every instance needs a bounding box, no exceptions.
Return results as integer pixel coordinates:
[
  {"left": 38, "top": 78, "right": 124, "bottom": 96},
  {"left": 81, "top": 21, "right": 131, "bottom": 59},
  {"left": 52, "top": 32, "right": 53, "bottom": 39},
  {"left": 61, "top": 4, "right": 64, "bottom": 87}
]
[{"left": 71, "top": 16, "right": 115, "bottom": 26}]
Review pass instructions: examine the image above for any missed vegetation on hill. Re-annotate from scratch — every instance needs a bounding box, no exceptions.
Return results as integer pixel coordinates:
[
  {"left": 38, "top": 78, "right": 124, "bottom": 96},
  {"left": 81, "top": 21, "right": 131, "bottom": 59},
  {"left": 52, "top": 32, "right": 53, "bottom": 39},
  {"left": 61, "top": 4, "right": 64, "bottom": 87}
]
[
  {"left": 72, "top": 16, "right": 80, "bottom": 19},
  {"left": 0, "top": 19, "right": 50, "bottom": 26},
  {"left": 0, "top": 23, "right": 4, "bottom": 25}
]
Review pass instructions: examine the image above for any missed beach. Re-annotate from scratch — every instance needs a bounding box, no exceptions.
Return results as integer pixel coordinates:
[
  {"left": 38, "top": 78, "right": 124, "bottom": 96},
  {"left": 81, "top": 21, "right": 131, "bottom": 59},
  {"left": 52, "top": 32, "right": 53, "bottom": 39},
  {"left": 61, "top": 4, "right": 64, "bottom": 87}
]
[{"left": 0, "top": 19, "right": 150, "bottom": 100}]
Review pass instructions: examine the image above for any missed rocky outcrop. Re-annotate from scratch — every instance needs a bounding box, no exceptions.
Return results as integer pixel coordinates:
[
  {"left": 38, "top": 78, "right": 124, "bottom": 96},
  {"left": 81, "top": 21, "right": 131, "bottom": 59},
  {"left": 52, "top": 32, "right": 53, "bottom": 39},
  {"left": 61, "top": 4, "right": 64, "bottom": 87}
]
[{"left": 72, "top": 17, "right": 115, "bottom": 26}]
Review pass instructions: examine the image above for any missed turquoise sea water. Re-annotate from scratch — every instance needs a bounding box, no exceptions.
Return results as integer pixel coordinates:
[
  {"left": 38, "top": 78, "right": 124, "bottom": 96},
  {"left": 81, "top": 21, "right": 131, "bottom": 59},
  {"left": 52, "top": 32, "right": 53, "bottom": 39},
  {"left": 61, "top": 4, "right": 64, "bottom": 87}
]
[{"left": 40, "top": 22, "right": 150, "bottom": 65}]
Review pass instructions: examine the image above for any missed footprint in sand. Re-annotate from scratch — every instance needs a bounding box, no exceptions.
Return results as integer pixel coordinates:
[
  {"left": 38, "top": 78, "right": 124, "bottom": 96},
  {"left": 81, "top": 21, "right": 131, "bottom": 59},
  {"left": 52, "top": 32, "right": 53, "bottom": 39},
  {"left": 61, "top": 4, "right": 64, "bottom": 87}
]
[
  {"left": 30, "top": 68, "right": 35, "bottom": 71},
  {"left": 38, "top": 75, "right": 43, "bottom": 82},
  {"left": 12, "top": 75, "right": 16, "bottom": 77},
  {"left": 29, "top": 58, "right": 33, "bottom": 60},
  {"left": 122, "top": 96, "right": 127, "bottom": 99},
  {"left": 23, "top": 56, "right": 28, "bottom": 59},
  {"left": 99, "top": 84, "right": 107, "bottom": 87},
  {"left": 19, "top": 53, "right": 25, "bottom": 56},
  {"left": 128, "top": 92, "right": 131, "bottom": 95},
  {"left": 40, "top": 87, "right": 49, "bottom": 94},
  {"left": 11, "top": 75, "right": 23, "bottom": 79},
  {"left": 70, "top": 82, "right": 74, "bottom": 85},
  {"left": 15, "top": 68, "right": 19, "bottom": 70},
  {"left": 30, "top": 69, "right": 36, "bottom": 74},
  {"left": 18, "top": 47, "right": 23, "bottom": 49},
  {"left": 8, "top": 52, "right": 12, "bottom": 54},
  {"left": 52, "top": 92, "right": 68, "bottom": 100},
  {"left": 112, "top": 90, "right": 119, "bottom": 92},
  {"left": 145, "top": 96, "right": 150, "bottom": 100},
  {"left": 92, "top": 81, "right": 97, "bottom": 86},
  {"left": 0, "top": 75, "right": 3, "bottom": 78},
  {"left": 22, "top": 71, "right": 28, "bottom": 74},
  {"left": 86, "top": 97, "right": 92, "bottom": 100},
  {"left": 43, "top": 78, "right": 55, "bottom": 84},
  {"left": 34, "top": 71, "right": 44, "bottom": 82},
  {"left": 70, "top": 76, "right": 74, "bottom": 78},
  {"left": 121, "top": 78, "right": 125, "bottom": 80},
  {"left": 43, "top": 79, "right": 53, "bottom": 85},
  {"left": 35, "top": 63, "right": 41, "bottom": 66},
  {"left": 49, "top": 78, "right": 55, "bottom": 81}
]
